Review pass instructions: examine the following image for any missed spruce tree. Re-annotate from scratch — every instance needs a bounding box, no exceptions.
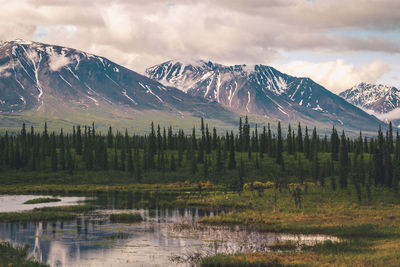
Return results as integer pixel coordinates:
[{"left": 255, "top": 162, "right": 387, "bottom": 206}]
[
  {"left": 59, "top": 129, "right": 65, "bottom": 170},
  {"left": 351, "top": 152, "right": 362, "bottom": 202},
  {"left": 228, "top": 131, "right": 236, "bottom": 169},
  {"left": 191, "top": 149, "right": 197, "bottom": 174},
  {"left": 215, "top": 142, "right": 223, "bottom": 174},
  {"left": 287, "top": 124, "right": 293, "bottom": 154},
  {"left": 51, "top": 137, "right": 57, "bottom": 172},
  {"left": 310, "top": 127, "right": 318, "bottom": 161},
  {"left": 30, "top": 145, "right": 37, "bottom": 171},
  {"left": 66, "top": 145, "right": 74, "bottom": 175},
  {"left": 330, "top": 158, "right": 336, "bottom": 191},
  {"left": 331, "top": 127, "right": 339, "bottom": 161},
  {"left": 107, "top": 126, "right": 113, "bottom": 148},
  {"left": 212, "top": 128, "right": 218, "bottom": 150},
  {"left": 102, "top": 140, "right": 108, "bottom": 171},
  {"left": 206, "top": 124, "right": 211, "bottom": 154},
  {"left": 312, "top": 141, "right": 319, "bottom": 183},
  {"left": 237, "top": 158, "right": 245, "bottom": 195},
  {"left": 191, "top": 127, "right": 197, "bottom": 150},
  {"left": 178, "top": 139, "right": 183, "bottom": 167},
  {"left": 120, "top": 146, "right": 126, "bottom": 171},
  {"left": 267, "top": 123, "right": 272, "bottom": 157},
  {"left": 128, "top": 148, "right": 134, "bottom": 176},
  {"left": 304, "top": 127, "right": 310, "bottom": 160},
  {"left": 338, "top": 131, "right": 348, "bottom": 189},
  {"left": 113, "top": 146, "right": 118, "bottom": 170},
  {"left": 135, "top": 149, "right": 142, "bottom": 182},
  {"left": 276, "top": 122, "right": 284, "bottom": 171},
  {"left": 388, "top": 121, "right": 394, "bottom": 153},
  {"left": 76, "top": 125, "right": 82, "bottom": 155},
  {"left": 170, "top": 154, "right": 177, "bottom": 171},
  {"left": 238, "top": 117, "right": 243, "bottom": 152},
  {"left": 297, "top": 153, "right": 304, "bottom": 184},
  {"left": 203, "top": 156, "right": 209, "bottom": 179},
  {"left": 297, "top": 123, "right": 303, "bottom": 153},
  {"left": 384, "top": 141, "right": 393, "bottom": 187}
]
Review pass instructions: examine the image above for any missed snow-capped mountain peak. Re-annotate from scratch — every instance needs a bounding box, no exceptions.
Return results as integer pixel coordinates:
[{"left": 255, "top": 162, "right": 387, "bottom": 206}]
[
  {"left": 146, "top": 59, "right": 383, "bottom": 130},
  {"left": 340, "top": 82, "right": 400, "bottom": 114},
  {"left": 0, "top": 40, "right": 230, "bottom": 120}
]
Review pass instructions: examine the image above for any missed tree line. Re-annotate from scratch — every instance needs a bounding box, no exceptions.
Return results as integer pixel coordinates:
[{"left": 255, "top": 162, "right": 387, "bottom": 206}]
[{"left": 0, "top": 118, "right": 399, "bottom": 199}]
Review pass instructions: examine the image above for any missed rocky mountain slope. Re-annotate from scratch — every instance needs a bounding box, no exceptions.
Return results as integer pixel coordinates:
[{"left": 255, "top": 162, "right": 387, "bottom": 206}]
[
  {"left": 0, "top": 40, "right": 232, "bottom": 124},
  {"left": 146, "top": 60, "right": 383, "bottom": 131},
  {"left": 340, "top": 82, "right": 400, "bottom": 114}
]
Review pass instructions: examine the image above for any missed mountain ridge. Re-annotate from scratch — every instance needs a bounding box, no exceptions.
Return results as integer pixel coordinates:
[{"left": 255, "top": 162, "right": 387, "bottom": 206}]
[
  {"left": 146, "top": 59, "right": 384, "bottom": 131},
  {"left": 0, "top": 40, "right": 234, "bottom": 124},
  {"left": 340, "top": 82, "right": 400, "bottom": 114},
  {"left": 0, "top": 40, "right": 387, "bottom": 133}
]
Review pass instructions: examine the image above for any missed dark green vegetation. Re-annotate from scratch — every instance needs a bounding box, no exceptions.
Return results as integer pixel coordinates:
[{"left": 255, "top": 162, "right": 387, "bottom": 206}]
[
  {"left": 109, "top": 213, "right": 143, "bottom": 223},
  {"left": 0, "top": 242, "right": 49, "bottom": 267},
  {"left": 23, "top": 197, "right": 61, "bottom": 204},
  {"left": 0, "top": 118, "right": 397, "bottom": 196},
  {"left": 0, "top": 205, "right": 93, "bottom": 223},
  {"left": 0, "top": 117, "right": 400, "bottom": 266}
]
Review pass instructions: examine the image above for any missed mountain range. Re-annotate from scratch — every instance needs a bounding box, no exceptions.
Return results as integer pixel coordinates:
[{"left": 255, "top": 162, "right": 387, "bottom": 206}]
[
  {"left": 0, "top": 40, "right": 235, "bottom": 132},
  {"left": 0, "top": 40, "right": 386, "bottom": 133},
  {"left": 146, "top": 60, "right": 383, "bottom": 131},
  {"left": 340, "top": 82, "right": 400, "bottom": 126}
]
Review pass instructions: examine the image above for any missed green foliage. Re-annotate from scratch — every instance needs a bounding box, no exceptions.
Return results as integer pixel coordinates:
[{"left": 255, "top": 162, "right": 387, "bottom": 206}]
[{"left": 0, "top": 118, "right": 398, "bottom": 200}]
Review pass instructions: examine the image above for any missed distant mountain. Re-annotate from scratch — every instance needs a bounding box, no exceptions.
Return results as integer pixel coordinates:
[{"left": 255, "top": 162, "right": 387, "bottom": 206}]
[
  {"left": 340, "top": 82, "right": 400, "bottom": 126},
  {"left": 146, "top": 60, "right": 383, "bottom": 131},
  {"left": 0, "top": 40, "right": 234, "bottom": 129},
  {"left": 340, "top": 82, "right": 400, "bottom": 114}
]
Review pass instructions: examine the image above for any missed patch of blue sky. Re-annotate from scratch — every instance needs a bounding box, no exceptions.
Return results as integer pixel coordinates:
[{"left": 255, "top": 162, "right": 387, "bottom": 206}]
[
  {"left": 275, "top": 49, "right": 400, "bottom": 67},
  {"left": 33, "top": 27, "right": 50, "bottom": 41},
  {"left": 331, "top": 29, "right": 400, "bottom": 41}
]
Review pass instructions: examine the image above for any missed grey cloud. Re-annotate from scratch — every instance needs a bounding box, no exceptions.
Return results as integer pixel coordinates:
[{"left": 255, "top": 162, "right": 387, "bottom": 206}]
[{"left": 0, "top": 0, "right": 399, "bottom": 74}]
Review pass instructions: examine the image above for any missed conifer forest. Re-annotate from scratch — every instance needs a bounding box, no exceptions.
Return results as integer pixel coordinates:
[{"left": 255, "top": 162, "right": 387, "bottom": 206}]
[{"left": 0, "top": 117, "right": 398, "bottom": 201}]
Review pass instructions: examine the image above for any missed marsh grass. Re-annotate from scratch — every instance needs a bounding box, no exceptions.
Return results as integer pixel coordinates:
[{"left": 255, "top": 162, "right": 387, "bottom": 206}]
[
  {"left": 0, "top": 182, "right": 220, "bottom": 195},
  {"left": 23, "top": 197, "right": 61, "bottom": 204},
  {"left": 269, "top": 241, "right": 298, "bottom": 252},
  {"left": 0, "top": 242, "right": 48, "bottom": 267},
  {"left": 0, "top": 205, "right": 93, "bottom": 223},
  {"left": 190, "top": 184, "right": 400, "bottom": 266},
  {"left": 200, "top": 254, "right": 286, "bottom": 267}
]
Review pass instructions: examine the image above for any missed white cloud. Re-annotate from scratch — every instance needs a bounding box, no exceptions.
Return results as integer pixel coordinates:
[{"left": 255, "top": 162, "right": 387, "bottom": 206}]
[
  {"left": 375, "top": 108, "right": 400, "bottom": 122},
  {"left": 48, "top": 53, "right": 72, "bottom": 71},
  {"left": 277, "top": 59, "right": 391, "bottom": 93}
]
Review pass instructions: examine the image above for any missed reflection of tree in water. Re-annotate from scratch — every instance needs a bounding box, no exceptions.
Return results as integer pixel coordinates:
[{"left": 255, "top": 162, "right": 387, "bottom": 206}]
[
  {"left": 32, "top": 222, "right": 42, "bottom": 262},
  {"left": 0, "top": 205, "right": 339, "bottom": 267},
  {"left": 169, "top": 222, "right": 340, "bottom": 265}
]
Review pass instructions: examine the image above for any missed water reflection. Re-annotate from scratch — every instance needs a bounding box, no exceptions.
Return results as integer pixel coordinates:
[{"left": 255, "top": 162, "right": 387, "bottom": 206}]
[
  {"left": 0, "top": 193, "right": 340, "bottom": 267},
  {"left": 0, "top": 207, "right": 224, "bottom": 267}
]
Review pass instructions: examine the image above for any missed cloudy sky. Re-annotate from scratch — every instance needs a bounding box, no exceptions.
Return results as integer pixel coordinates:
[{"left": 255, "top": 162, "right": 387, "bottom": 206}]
[{"left": 1, "top": 0, "right": 399, "bottom": 93}]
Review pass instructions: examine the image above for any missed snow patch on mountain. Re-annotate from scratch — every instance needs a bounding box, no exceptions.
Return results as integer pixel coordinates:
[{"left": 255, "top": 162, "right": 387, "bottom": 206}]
[
  {"left": 0, "top": 63, "right": 11, "bottom": 77},
  {"left": 340, "top": 82, "right": 400, "bottom": 114}
]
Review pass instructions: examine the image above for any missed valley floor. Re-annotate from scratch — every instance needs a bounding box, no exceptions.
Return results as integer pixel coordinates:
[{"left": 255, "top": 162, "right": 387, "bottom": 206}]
[{"left": 0, "top": 182, "right": 400, "bottom": 266}]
